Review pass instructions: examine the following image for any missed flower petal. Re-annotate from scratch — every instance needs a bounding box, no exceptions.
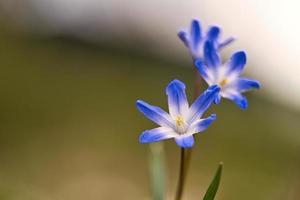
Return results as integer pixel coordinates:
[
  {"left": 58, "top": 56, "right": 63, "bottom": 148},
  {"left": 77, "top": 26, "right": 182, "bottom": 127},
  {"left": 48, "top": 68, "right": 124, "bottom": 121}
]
[
  {"left": 222, "top": 92, "right": 248, "bottom": 110},
  {"left": 194, "top": 59, "right": 209, "bottom": 80},
  {"left": 190, "top": 19, "right": 202, "bottom": 51},
  {"left": 194, "top": 59, "right": 215, "bottom": 85},
  {"left": 178, "top": 30, "right": 189, "bottom": 47},
  {"left": 227, "top": 51, "right": 247, "bottom": 74},
  {"left": 187, "top": 85, "right": 220, "bottom": 124},
  {"left": 188, "top": 114, "right": 217, "bottom": 133},
  {"left": 175, "top": 135, "right": 194, "bottom": 148},
  {"left": 204, "top": 41, "right": 221, "bottom": 68},
  {"left": 214, "top": 94, "right": 221, "bottom": 104},
  {"left": 218, "top": 37, "right": 235, "bottom": 49},
  {"left": 206, "top": 26, "right": 220, "bottom": 42},
  {"left": 166, "top": 80, "right": 189, "bottom": 118},
  {"left": 136, "top": 100, "right": 174, "bottom": 128},
  {"left": 236, "top": 77, "right": 261, "bottom": 92},
  {"left": 139, "top": 127, "right": 177, "bottom": 143}
]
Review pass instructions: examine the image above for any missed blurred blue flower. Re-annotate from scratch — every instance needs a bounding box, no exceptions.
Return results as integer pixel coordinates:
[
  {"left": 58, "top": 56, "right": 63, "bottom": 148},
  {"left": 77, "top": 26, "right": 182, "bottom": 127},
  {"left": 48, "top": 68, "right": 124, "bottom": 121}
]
[
  {"left": 195, "top": 41, "right": 261, "bottom": 110},
  {"left": 178, "top": 19, "right": 234, "bottom": 60},
  {"left": 136, "top": 80, "right": 220, "bottom": 148}
]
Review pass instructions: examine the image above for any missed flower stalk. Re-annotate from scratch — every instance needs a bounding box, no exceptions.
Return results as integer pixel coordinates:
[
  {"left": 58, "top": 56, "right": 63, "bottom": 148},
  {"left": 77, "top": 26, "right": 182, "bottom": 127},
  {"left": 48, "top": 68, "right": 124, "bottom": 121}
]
[{"left": 175, "top": 147, "right": 186, "bottom": 200}]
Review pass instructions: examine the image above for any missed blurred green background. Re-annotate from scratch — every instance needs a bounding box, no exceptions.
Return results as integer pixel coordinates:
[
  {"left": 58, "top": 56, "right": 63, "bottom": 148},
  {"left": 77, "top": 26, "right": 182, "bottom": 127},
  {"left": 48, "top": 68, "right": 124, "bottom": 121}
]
[{"left": 0, "top": 22, "right": 300, "bottom": 200}]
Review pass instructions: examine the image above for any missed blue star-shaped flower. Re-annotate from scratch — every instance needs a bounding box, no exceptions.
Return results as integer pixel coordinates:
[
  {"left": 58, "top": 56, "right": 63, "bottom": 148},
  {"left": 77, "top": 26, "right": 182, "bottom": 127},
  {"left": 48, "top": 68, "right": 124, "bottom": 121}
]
[
  {"left": 136, "top": 80, "right": 220, "bottom": 148},
  {"left": 178, "top": 19, "right": 235, "bottom": 60},
  {"left": 195, "top": 41, "right": 261, "bottom": 110}
]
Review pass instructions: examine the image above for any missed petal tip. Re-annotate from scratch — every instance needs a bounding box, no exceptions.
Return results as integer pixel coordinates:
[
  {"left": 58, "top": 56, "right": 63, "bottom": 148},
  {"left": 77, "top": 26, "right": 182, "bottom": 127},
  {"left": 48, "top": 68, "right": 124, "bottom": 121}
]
[
  {"left": 235, "top": 51, "right": 247, "bottom": 62},
  {"left": 191, "top": 18, "right": 200, "bottom": 25},
  {"left": 239, "top": 99, "right": 248, "bottom": 110},
  {"left": 139, "top": 132, "right": 148, "bottom": 143},
  {"left": 214, "top": 95, "right": 221, "bottom": 104},
  {"left": 194, "top": 58, "right": 204, "bottom": 67},
  {"left": 167, "top": 79, "right": 186, "bottom": 91},
  {"left": 177, "top": 30, "right": 189, "bottom": 46},
  {"left": 255, "top": 81, "right": 261, "bottom": 89},
  {"left": 136, "top": 99, "right": 145, "bottom": 108},
  {"left": 210, "top": 113, "right": 217, "bottom": 120},
  {"left": 228, "top": 51, "right": 247, "bottom": 72}
]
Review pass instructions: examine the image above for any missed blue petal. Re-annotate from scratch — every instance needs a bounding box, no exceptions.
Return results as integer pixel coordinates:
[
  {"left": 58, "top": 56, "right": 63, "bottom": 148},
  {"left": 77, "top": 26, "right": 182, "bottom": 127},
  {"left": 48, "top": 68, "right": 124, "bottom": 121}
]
[
  {"left": 228, "top": 51, "right": 247, "bottom": 74},
  {"left": 194, "top": 59, "right": 208, "bottom": 79},
  {"left": 187, "top": 85, "right": 220, "bottom": 124},
  {"left": 189, "top": 114, "right": 217, "bottom": 133},
  {"left": 224, "top": 93, "right": 248, "bottom": 110},
  {"left": 218, "top": 37, "right": 235, "bottom": 49},
  {"left": 136, "top": 100, "right": 174, "bottom": 128},
  {"left": 190, "top": 19, "right": 202, "bottom": 51},
  {"left": 139, "top": 127, "right": 176, "bottom": 143},
  {"left": 177, "top": 30, "right": 189, "bottom": 47},
  {"left": 206, "top": 26, "right": 220, "bottom": 42},
  {"left": 204, "top": 41, "right": 221, "bottom": 67},
  {"left": 166, "top": 80, "right": 189, "bottom": 118},
  {"left": 175, "top": 135, "right": 194, "bottom": 148},
  {"left": 214, "top": 94, "right": 221, "bottom": 104},
  {"left": 236, "top": 78, "right": 261, "bottom": 92}
]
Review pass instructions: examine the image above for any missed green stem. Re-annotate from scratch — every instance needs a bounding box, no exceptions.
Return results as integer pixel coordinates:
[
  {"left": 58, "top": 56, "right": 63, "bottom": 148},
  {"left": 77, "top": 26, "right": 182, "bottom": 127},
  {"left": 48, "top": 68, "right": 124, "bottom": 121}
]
[
  {"left": 183, "top": 148, "right": 193, "bottom": 177},
  {"left": 175, "top": 148, "right": 186, "bottom": 200}
]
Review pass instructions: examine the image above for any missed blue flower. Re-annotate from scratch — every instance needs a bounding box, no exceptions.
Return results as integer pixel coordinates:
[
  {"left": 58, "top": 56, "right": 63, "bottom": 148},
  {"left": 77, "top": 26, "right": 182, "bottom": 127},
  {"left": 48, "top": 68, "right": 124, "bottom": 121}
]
[
  {"left": 136, "top": 80, "right": 220, "bottom": 148},
  {"left": 178, "top": 19, "right": 234, "bottom": 60},
  {"left": 195, "top": 41, "right": 261, "bottom": 110}
]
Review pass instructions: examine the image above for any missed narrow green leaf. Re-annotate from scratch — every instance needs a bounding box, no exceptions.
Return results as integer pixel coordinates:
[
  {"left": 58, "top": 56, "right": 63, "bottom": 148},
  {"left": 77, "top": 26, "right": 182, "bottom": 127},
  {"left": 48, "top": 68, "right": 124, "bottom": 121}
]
[
  {"left": 149, "top": 143, "right": 166, "bottom": 200},
  {"left": 203, "top": 162, "right": 223, "bottom": 200}
]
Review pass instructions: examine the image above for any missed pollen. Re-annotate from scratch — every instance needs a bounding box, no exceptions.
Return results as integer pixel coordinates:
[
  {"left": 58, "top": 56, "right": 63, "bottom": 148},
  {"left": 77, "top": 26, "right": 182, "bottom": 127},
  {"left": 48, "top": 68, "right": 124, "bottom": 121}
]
[
  {"left": 175, "top": 116, "right": 185, "bottom": 126},
  {"left": 219, "top": 78, "right": 228, "bottom": 87}
]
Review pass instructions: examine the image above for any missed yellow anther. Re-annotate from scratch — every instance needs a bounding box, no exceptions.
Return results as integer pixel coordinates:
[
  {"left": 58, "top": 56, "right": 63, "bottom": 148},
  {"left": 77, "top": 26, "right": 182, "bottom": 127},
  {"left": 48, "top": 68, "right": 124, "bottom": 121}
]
[
  {"left": 175, "top": 116, "right": 185, "bottom": 126},
  {"left": 219, "top": 79, "right": 228, "bottom": 87}
]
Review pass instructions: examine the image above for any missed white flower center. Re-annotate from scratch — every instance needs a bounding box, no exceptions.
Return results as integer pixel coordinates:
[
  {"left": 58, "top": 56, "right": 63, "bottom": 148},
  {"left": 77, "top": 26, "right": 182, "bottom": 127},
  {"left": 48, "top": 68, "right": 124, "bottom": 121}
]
[{"left": 174, "top": 115, "right": 188, "bottom": 134}]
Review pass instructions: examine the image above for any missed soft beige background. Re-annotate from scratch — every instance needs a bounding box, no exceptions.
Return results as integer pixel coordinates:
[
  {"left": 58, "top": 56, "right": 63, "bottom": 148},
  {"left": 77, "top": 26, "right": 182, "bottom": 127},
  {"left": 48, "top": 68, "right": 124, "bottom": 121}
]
[{"left": 1, "top": 0, "right": 299, "bottom": 109}]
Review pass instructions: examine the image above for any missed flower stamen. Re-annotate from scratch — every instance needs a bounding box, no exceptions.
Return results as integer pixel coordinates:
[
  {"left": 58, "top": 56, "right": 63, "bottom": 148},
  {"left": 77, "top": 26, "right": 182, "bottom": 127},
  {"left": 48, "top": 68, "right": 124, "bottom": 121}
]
[
  {"left": 175, "top": 116, "right": 185, "bottom": 126},
  {"left": 219, "top": 78, "right": 228, "bottom": 87},
  {"left": 175, "top": 116, "right": 187, "bottom": 134}
]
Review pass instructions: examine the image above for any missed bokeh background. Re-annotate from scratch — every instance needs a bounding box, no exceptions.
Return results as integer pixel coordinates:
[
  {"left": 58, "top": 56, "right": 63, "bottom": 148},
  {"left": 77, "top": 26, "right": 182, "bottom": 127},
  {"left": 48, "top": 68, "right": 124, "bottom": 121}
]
[{"left": 0, "top": 0, "right": 300, "bottom": 200}]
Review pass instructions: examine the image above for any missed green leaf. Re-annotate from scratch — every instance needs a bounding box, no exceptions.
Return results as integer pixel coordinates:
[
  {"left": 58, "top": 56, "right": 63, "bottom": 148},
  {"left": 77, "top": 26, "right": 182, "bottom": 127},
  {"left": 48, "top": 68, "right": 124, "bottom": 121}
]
[
  {"left": 203, "top": 162, "right": 223, "bottom": 200},
  {"left": 149, "top": 143, "right": 166, "bottom": 200}
]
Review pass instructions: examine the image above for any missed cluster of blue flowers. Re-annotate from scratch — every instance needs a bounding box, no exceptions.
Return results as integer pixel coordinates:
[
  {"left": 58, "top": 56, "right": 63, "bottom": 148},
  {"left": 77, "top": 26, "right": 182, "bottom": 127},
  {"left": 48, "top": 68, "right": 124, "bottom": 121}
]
[{"left": 136, "top": 19, "right": 261, "bottom": 148}]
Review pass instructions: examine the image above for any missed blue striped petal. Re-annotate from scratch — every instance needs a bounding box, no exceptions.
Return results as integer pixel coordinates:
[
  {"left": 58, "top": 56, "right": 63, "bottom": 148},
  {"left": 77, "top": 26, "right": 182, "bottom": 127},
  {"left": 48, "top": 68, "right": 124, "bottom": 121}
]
[
  {"left": 204, "top": 41, "right": 221, "bottom": 67},
  {"left": 227, "top": 51, "right": 247, "bottom": 74},
  {"left": 194, "top": 59, "right": 209, "bottom": 80},
  {"left": 136, "top": 100, "right": 174, "bottom": 128},
  {"left": 139, "top": 127, "right": 177, "bottom": 143},
  {"left": 190, "top": 19, "right": 202, "bottom": 51},
  {"left": 218, "top": 37, "right": 235, "bottom": 49},
  {"left": 236, "top": 78, "right": 261, "bottom": 92},
  {"left": 178, "top": 30, "right": 189, "bottom": 47},
  {"left": 223, "top": 93, "right": 248, "bottom": 110},
  {"left": 189, "top": 114, "right": 217, "bottom": 133},
  {"left": 206, "top": 26, "right": 220, "bottom": 42},
  {"left": 187, "top": 85, "right": 220, "bottom": 124},
  {"left": 175, "top": 135, "right": 194, "bottom": 148},
  {"left": 166, "top": 80, "right": 189, "bottom": 118}
]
